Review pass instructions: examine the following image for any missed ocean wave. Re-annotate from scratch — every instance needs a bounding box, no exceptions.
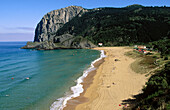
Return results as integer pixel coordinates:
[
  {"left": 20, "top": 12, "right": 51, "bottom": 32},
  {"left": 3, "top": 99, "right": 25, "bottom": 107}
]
[{"left": 50, "top": 50, "right": 106, "bottom": 110}]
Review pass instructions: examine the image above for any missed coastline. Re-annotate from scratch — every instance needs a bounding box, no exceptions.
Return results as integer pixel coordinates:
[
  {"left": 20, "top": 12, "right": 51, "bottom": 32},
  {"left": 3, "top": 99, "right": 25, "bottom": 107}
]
[
  {"left": 64, "top": 47, "right": 148, "bottom": 110},
  {"left": 63, "top": 54, "right": 105, "bottom": 110},
  {"left": 50, "top": 50, "right": 106, "bottom": 110}
]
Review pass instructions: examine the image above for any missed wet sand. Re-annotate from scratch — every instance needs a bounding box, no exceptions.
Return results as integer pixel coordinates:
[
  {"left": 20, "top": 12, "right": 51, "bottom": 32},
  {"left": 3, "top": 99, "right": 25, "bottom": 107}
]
[{"left": 63, "top": 57, "right": 104, "bottom": 110}]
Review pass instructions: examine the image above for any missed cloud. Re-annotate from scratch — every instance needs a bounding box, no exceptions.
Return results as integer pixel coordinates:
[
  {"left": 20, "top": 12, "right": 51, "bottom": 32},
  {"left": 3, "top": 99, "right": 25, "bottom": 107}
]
[
  {"left": 5, "top": 27, "right": 35, "bottom": 31},
  {"left": 0, "top": 26, "right": 35, "bottom": 33},
  {"left": 16, "top": 27, "right": 35, "bottom": 31},
  {"left": 0, "top": 33, "right": 34, "bottom": 41}
]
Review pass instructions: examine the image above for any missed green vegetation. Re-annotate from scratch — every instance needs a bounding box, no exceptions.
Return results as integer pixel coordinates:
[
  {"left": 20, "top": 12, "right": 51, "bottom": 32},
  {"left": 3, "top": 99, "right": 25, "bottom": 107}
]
[
  {"left": 56, "top": 6, "right": 170, "bottom": 46},
  {"left": 128, "top": 62, "right": 170, "bottom": 110},
  {"left": 164, "top": 56, "right": 168, "bottom": 60},
  {"left": 125, "top": 50, "right": 143, "bottom": 59},
  {"left": 148, "top": 39, "right": 170, "bottom": 67},
  {"left": 149, "top": 39, "right": 170, "bottom": 57},
  {"left": 125, "top": 37, "right": 170, "bottom": 74},
  {"left": 124, "top": 39, "right": 170, "bottom": 109},
  {"left": 125, "top": 50, "right": 157, "bottom": 74}
]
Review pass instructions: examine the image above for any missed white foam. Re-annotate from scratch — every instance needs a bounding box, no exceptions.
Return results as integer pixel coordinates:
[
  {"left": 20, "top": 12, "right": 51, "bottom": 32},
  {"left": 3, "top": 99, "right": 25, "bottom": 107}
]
[{"left": 50, "top": 50, "right": 106, "bottom": 110}]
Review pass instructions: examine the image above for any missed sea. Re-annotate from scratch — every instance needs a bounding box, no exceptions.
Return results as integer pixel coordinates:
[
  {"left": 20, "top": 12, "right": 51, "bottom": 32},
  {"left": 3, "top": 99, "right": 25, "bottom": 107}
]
[{"left": 0, "top": 42, "right": 104, "bottom": 110}]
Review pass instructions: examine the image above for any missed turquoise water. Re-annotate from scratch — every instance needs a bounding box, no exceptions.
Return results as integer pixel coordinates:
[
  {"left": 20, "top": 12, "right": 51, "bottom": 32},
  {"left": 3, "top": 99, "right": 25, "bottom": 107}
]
[{"left": 0, "top": 42, "right": 100, "bottom": 110}]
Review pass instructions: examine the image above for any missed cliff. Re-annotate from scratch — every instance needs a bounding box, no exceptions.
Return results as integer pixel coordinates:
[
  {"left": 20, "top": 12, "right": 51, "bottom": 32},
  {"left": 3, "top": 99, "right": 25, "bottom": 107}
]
[
  {"left": 34, "top": 6, "right": 85, "bottom": 42},
  {"left": 22, "top": 6, "right": 96, "bottom": 50}
]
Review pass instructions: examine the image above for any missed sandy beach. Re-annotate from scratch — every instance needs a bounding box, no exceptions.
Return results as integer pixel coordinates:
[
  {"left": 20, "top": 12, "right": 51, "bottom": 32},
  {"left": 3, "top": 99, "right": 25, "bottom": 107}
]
[{"left": 64, "top": 47, "right": 147, "bottom": 110}]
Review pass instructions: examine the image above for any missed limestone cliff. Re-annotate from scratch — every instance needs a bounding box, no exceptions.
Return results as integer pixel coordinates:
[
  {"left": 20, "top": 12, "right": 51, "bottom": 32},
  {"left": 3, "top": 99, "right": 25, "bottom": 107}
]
[
  {"left": 22, "top": 6, "right": 96, "bottom": 50},
  {"left": 34, "top": 6, "right": 85, "bottom": 42}
]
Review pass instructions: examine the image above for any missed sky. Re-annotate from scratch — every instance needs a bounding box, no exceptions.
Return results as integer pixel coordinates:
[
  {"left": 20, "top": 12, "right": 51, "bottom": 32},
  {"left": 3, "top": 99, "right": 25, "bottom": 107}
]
[{"left": 0, "top": 0, "right": 170, "bottom": 41}]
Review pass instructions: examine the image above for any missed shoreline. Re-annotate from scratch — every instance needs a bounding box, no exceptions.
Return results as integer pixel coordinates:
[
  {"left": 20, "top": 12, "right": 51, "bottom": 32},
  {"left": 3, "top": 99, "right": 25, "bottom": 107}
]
[
  {"left": 50, "top": 50, "right": 106, "bottom": 110},
  {"left": 64, "top": 47, "right": 148, "bottom": 110},
  {"left": 63, "top": 54, "right": 105, "bottom": 110}
]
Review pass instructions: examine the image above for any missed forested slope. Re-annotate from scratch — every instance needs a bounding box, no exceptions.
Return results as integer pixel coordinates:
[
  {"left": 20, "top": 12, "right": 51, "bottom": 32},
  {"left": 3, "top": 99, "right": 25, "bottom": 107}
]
[{"left": 56, "top": 5, "right": 170, "bottom": 46}]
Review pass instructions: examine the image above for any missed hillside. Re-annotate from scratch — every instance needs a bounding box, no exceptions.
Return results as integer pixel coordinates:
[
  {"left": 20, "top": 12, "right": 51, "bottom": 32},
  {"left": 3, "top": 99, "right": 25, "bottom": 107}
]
[{"left": 56, "top": 6, "right": 170, "bottom": 46}]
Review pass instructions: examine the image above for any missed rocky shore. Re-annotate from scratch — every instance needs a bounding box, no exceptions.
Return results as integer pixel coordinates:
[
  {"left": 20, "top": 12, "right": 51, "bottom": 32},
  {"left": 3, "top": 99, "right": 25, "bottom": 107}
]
[{"left": 21, "top": 36, "right": 96, "bottom": 50}]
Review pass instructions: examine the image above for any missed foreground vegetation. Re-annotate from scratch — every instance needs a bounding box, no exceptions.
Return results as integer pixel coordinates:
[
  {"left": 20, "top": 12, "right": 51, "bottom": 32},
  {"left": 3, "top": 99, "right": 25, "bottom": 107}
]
[
  {"left": 124, "top": 62, "right": 170, "bottom": 110},
  {"left": 124, "top": 39, "right": 170, "bottom": 109}
]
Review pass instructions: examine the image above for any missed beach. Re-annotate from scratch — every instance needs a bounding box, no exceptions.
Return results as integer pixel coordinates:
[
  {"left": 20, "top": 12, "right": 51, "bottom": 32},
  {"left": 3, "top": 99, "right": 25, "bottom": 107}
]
[{"left": 64, "top": 47, "right": 147, "bottom": 110}]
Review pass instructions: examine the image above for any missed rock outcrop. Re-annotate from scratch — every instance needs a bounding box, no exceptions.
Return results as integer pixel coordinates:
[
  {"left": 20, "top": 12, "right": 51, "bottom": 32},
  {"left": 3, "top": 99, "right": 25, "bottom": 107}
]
[
  {"left": 56, "top": 34, "right": 96, "bottom": 49},
  {"left": 34, "top": 6, "right": 85, "bottom": 42},
  {"left": 22, "top": 34, "right": 96, "bottom": 50},
  {"left": 22, "top": 6, "right": 96, "bottom": 50},
  {"left": 21, "top": 41, "right": 57, "bottom": 50}
]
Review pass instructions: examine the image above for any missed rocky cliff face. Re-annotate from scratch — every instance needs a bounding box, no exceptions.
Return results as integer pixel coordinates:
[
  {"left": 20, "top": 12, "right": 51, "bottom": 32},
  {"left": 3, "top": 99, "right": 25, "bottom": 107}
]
[
  {"left": 34, "top": 6, "right": 85, "bottom": 42},
  {"left": 22, "top": 6, "right": 96, "bottom": 50},
  {"left": 22, "top": 34, "right": 96, "bottom": 50}
]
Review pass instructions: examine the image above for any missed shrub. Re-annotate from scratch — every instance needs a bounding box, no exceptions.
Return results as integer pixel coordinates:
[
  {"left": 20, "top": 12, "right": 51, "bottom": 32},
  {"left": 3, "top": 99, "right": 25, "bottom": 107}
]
[
  {"left": 146, "top": 52, "right": 153, "bottom": 55},
  {"left": 164, "top": 56, "right": 168, "bottom": 60},
  {"left": 153, "top": 56, "right": 158, "bottom": 58}
]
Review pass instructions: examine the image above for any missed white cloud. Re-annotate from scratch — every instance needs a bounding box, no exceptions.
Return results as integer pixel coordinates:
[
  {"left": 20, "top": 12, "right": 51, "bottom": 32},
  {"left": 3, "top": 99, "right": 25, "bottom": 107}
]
[{"left": 0, "top": 26, "right": 35, "bottom": 33}]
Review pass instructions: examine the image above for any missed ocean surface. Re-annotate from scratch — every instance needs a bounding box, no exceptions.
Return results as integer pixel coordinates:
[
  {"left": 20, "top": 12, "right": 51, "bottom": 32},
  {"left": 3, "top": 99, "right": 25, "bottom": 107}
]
[{"left": 0, "top": 42, "right": 100, "bottom": 110}]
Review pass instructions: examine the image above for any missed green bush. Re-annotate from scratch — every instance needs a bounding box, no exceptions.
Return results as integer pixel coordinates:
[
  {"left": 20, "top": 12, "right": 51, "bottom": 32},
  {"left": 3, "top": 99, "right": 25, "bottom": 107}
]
[
  {"left": 164, "top": 56, "right": 168, "bottom": 60},
  {"left": 152, "top": 56, "right": 158, "bottom": 58},
  {"left": 146, "top": 52, "right": 153, "bottom": 55},
  {"left": 131, "top": 62, "right": 170, "bottom": 109}
]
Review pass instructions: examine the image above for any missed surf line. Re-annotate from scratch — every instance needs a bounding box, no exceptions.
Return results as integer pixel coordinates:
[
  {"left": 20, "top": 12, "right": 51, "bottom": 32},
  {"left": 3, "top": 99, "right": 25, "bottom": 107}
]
[{"left": 50, "top": 50, "right": 106, "bottom": 110}]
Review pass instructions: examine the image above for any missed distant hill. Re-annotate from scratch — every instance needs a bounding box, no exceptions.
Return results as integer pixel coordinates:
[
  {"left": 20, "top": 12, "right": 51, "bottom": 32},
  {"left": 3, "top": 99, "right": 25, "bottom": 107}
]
[{"left": 125, "top": 4, "right": 144, "bottom": 8}]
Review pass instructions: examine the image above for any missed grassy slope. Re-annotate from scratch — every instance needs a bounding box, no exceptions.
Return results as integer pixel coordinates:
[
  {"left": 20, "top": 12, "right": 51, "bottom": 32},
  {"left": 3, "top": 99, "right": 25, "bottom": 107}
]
[{"left": 125, "top": 50, "right": 158, "bottom": 74}]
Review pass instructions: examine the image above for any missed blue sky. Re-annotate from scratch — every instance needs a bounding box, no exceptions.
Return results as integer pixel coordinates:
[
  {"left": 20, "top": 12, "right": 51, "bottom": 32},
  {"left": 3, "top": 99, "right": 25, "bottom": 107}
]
[{"left": 0, "top": 0, "right": 169, "bottom": 41}]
